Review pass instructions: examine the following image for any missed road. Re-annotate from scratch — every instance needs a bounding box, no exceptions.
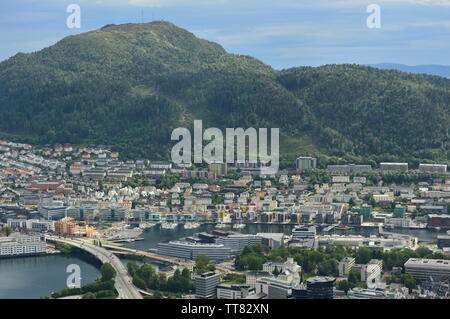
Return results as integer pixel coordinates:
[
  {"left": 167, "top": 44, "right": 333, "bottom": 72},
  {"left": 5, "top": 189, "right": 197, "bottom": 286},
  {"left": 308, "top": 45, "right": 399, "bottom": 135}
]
[
  {"left": 102, "top": 244, "right": 239, "bottom": 274},
  {"left": 46, "top": 235, "right": 143, "bottom": 299}
]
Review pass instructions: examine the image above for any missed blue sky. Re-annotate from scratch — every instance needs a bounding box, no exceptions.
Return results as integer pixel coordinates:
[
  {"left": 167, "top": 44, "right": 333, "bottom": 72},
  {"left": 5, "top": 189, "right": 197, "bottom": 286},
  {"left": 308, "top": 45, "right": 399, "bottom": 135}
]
[{"left": 0, "top": 0, "right": 449, "bottom": 69}]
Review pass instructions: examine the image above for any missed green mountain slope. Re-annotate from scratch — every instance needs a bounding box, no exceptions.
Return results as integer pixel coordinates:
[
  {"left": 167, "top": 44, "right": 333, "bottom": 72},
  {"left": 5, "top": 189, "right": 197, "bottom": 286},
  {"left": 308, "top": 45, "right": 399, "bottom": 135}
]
[{"left": 0, "top": 21, "right": 449, "bottom": 164}]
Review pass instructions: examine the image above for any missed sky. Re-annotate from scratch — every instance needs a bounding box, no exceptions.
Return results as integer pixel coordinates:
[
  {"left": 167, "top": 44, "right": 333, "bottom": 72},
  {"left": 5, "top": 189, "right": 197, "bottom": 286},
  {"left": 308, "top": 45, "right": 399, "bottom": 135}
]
[{"left": 0, "top": 0, "right": 449, "bottom": 69}]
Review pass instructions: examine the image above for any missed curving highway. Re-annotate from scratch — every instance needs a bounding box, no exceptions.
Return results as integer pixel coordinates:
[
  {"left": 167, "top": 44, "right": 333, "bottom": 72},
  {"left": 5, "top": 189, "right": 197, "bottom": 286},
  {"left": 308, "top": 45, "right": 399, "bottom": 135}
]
[{"left": 46, "top": 235, "right": 143, "bottom": 299}]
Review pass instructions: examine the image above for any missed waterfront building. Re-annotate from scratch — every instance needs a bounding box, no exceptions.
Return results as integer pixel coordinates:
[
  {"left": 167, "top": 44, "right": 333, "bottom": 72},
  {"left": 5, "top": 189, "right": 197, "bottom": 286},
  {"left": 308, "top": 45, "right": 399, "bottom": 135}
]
[
  {"left": 290, "top": 225, "right": 318, "bottom": 249},
  {"left": 157, "top": 241, "right": 231, "bottom": 261},
  {"left": 256, "top": 233, "right": 286, "bottom": 249},
  {"left": 215, "top": 234, "right": 262, "bottom": 254},
  {"left": 0, "top": 234, "right": 46, "bottom": 257},
  {"left": 404, "top": 258, "right": 450, "bottom": 280},
  {"left": 195, "top": 272, "right": 221, "bottom": 299}
]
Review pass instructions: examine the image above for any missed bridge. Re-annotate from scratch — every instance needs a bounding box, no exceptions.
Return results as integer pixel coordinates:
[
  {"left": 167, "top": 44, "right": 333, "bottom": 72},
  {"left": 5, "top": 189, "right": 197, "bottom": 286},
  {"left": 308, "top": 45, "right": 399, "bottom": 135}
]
[
  {"left": 46, "top": 235, "right": 143, "bottom": 299},
  {"left": 102, "top": 244, "right": 195, "bottom": 269}
]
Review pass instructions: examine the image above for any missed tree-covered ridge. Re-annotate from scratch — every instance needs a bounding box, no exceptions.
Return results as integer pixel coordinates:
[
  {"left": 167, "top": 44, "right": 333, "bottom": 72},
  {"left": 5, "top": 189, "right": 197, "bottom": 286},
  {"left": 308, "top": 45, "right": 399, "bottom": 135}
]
[
  {"left": 277, "top": 65, "right": 450, "bottom": 162},
  {"left": 0, "top": 21, "right": 449, "bottom": 163}
]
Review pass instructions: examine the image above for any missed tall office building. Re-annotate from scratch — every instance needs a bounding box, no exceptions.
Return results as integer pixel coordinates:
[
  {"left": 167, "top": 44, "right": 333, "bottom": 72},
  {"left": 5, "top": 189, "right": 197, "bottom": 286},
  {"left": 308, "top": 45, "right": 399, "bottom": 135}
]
[
  {"left": 306, "top": 276, "right": 336, "bottom": 299},
  {"left": 296, "top": 157, "right": 317, "bottom": 171},
  {"left": 195, "top": 272, "right": 221, "bottom": 299}
]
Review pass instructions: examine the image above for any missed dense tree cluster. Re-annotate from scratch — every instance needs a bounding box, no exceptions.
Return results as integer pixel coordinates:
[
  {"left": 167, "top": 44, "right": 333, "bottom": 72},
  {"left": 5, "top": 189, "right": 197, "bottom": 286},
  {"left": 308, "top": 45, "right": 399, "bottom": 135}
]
[
  {"left": 235, "top": 244, "right": 450, "bottom": 278},
  {"left": 127, "top": 262, "right": 194, "bottom": 294}
]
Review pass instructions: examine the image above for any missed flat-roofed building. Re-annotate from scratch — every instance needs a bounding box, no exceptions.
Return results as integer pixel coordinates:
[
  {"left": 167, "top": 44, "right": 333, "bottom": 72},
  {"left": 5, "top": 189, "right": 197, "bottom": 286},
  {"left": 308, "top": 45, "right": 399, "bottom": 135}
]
[
  {"left": 215, "top": 234, "right": 262, "bottom": 254},
  {"left": 419, "top": 164, "right": 447, "bottom": 174},
  {"left": 296, "top": 157, "right": 317, "bottom": 171},
  {"left": 380, "top": 162, "right": 408, "bottom": 172},
  {"left": 404, "top": 258, "right": 450, "bottom": 280},
  {"left": 54, "top": 217, "right": 78, "bottom": 235},
  {"left": 0, "top": 235, "right": 47, "bottom": 257},
  {"left": 157, "top": 241, "right": 231, "bottom": 261},
  {"left": 437, "top": 235, "right": 450, "bottom": 249},
  {"left": 195, "top": 272, "right": 220, "bottom": 299},
  {"left": 327, "top": 164, "right": 372, "bottom": 173},
  {"left": 216, "top": 284, "right": 253, "bottom": 299}
]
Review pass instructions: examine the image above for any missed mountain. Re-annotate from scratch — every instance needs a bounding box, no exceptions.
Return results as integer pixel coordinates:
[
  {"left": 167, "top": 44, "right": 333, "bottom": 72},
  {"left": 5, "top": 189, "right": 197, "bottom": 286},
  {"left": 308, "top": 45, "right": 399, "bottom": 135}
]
[
  {"left": 0, "top": 21, "right": 449, "bottom": 166},
  {"left": 369, "top": 63, "right": 450, "bottom": 78}
]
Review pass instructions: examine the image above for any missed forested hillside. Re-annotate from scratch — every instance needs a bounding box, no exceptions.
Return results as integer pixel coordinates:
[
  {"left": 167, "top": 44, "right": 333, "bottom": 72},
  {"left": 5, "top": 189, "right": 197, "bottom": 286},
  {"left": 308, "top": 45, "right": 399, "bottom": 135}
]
[{"left": 0, "top": 21, "right": 449, "bottom": 164}]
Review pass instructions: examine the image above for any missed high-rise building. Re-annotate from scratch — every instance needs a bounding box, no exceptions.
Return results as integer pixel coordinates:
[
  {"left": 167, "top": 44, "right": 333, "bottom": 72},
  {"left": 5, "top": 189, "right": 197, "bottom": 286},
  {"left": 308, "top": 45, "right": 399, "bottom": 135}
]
[
  {"left": 296, "top": 157, "right": 317, "bottom": 171},
  {"left": 306, "top": 276, "right": 336, "bottom": 299},
  {"left": 195, "top": 272, "right": 221, "bottom": 299}
]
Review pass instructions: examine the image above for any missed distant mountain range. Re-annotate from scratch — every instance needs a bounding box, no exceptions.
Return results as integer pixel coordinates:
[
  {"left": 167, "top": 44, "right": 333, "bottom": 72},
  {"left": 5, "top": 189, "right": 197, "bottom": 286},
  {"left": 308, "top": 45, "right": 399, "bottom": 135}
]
[
  {"left": 0, "top": 21, "right": 449, "bottom": 165},
  {"left": 369, "top": 63, "right": 450, "bottom": 78}
]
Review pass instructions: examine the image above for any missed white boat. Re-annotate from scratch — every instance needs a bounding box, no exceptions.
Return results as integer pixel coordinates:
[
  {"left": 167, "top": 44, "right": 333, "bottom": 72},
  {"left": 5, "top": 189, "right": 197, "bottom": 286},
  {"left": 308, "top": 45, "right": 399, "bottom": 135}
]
[
  {"left": 183, "top": 222, "right": 200, "bottom": 229},
  {"left": 139, "top": 222, "right": 156, "bottom": 230},
  {"left": 161, "top": 222, "right": 178, "bottom": 229},
  {"left": 215, "top": 223, "right": 227, "bottom": 229},
  {"left": 233, "top": 223, "right": 246, "bottom": 229}
]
